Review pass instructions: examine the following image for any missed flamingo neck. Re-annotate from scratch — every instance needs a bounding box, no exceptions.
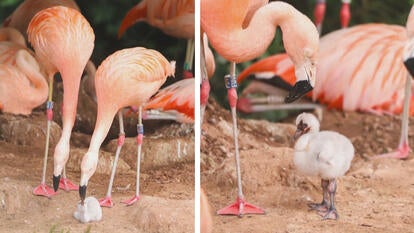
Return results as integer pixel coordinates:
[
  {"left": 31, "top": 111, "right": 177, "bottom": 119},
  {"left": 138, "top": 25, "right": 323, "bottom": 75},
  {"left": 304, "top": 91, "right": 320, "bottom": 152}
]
[
  {"left": 203, "top": 1, "right": 301, "bottom": 63},
  {"left": 88, "top": 107, "right": 118, "bottom": 153}
]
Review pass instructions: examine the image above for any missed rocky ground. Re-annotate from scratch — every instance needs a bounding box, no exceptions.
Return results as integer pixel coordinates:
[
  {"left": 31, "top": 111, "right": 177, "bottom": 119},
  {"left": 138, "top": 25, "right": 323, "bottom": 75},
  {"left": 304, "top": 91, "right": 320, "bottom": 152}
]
[{"left": 201, "top": 100, "right": 414, "bottom": 233}]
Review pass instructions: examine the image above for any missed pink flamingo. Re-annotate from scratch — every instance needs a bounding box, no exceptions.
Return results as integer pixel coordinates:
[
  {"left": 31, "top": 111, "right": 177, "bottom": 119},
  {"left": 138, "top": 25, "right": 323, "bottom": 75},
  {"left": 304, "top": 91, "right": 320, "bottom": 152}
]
[
  {"left": 118, "top": 0, "right": 194, "bottom": 78},
  {"left": 314, "top": 0, "right": 351, "bottom": 34},
  {"left": 238, "top": 6, "right": 414, "bottom": 159},
  {"left": 144, "top": 78, "right": 194, "bottom": 123},
  {"left": 28, "top": 6, "right": 94, "bottom": 197},
  {"left": 201, "top": 0, "right": 319, "bottom": 216},
  {"left": 3, "top": 0, "right": 79, "bottom": 40},
  {"left": 79, "top": 47, "right": 175, "bottom": 207}
]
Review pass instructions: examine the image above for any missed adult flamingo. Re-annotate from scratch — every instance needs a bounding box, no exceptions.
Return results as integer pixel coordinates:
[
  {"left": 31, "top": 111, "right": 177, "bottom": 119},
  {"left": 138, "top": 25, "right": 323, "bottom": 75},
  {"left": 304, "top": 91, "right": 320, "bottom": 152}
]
[
  {"left": 79, "top": 47, "right": 175, "bottom": 207},
  {"left": 118, "top": 0, "right": 194, "bottom": 78},
  {"left": 0, "top": 27, "right": 26, "bottom": 46},
  {"left": 144, "top": 78, "right": 194, "bottom": 123},
  {"left": 28, "top": 6, "right": 94, "bottom": 197},
  {"left": 238, "top": 6, "right": 414, "bottom": 159},
  {"left": 3, "top": 0, "right": 79, "bottom": 40},
  {"left": 201, "top": 0, "right": 319, "bottom": 216},
  {"left": 314, "top": 0, "right": 351, "bottom": 34}
]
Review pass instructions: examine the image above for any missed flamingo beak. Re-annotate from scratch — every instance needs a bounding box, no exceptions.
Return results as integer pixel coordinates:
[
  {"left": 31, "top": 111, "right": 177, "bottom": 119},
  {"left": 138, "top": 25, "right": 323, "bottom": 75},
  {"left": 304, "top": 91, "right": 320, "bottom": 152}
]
[
  {"left": 79, "top": 185, "right": 87, "bottom": 203},
  {"left": 53, "top": 175, "right": 61, "bottom": 192},
  {"left": 285, "top": 62, "right": 315, "bottom": 103},
  {"left": 403, "top": 57, "right": 414, "bottom": 77}
]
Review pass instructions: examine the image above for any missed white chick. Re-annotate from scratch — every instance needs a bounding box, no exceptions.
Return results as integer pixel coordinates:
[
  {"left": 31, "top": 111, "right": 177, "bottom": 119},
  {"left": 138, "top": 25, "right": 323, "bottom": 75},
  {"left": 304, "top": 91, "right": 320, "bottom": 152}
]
[
  {"left": 293, "top": 112, "right": 354, "bottom": 220},
  {"left": 73, "top": 196, "right": 102, "bottom": 223}
]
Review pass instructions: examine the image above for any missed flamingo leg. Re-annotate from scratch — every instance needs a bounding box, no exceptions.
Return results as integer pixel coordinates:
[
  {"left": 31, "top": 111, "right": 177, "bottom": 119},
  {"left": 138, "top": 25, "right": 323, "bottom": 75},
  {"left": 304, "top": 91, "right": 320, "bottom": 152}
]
[
  {"left": 183, "top": 38, "right": 195, "bottom": 79},
  {"left": 217, "top": 62, "right": 265, "bottom": 216},
  {"left": 314, "top": 0, "right": 326, "bottom": 35},
  {"left": 33, "top": 77, "right": 56, "bottom": 198},
  {"left": 340, "top": 0, "right": 351, "bottom": 28},
  {"left": 319, "top": 179, "right": 339, "bottom": 220},
  {"left": 308, "top": 179, "right": 329, "bottom": 212},
  {"left": 58, "top": 167, "right": 79, "bottom": 191},
  {"left": 122, "top": 106, "right": 143, "bottom": 206},
  {"left": 99, "top": 111, "right": 126, "bottom": 208},
  {"left": 200, "top": 37, "right": 210, "bottom": 124}
]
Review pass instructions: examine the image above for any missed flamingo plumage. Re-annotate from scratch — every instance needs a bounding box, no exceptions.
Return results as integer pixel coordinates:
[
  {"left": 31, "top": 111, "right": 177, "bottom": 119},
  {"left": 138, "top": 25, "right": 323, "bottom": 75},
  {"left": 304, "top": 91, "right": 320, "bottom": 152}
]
[
  {"left": 28, "top": 6, "right": 95, "bottom": 197},
  {"left": 79, "top": 47, "right": 175, "bottom": 206}
]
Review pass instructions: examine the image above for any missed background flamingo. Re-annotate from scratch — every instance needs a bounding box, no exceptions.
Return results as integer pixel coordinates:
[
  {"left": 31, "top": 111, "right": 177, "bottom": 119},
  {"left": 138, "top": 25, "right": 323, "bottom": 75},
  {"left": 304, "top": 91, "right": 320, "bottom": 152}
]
[
  {"left": 314, "top": 0, "right": 351, "bottom": 34},
  {"left": 238, "top": 6, "right": 414, "bottom": 159},
  {"left": 28, "top": 6, "right": 94, "bottom": 197},
  {"left": 118, "top": 0, "right": 194, "bottom": 78},
  {"left": 3, "top": 0, "right": 79, "bottom": 40},
  {"left": 201, "top": 0, "right": 319, "bottom": 216},
  {"left": 79, "top": 47, "right": 175, "bottom": 207},
  {"left": 144, "top": 78, "right": 194, "bottom": 123}
]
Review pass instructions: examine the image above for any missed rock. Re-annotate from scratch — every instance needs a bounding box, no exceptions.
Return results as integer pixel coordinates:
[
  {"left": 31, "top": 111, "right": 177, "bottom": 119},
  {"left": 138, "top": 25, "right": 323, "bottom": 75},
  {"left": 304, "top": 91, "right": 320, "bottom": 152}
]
[
  {"left": 103, "top": 136, "right": 194, "bottom": 171},
  {"left": 0, "top": 112, "right": 61, "bottom": 149},
  {"left": 128, "top": 196, "right": 193, "bottom": 233},
  {"left": 66, "top": 148, "right": 132, "bottom": 175}
]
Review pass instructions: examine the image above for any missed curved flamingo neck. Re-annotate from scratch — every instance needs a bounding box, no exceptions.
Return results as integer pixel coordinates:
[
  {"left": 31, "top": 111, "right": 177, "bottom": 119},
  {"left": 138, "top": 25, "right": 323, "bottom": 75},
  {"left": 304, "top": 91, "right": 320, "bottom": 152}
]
[
  {"left": 202, "top": 1, "right": 303, "bottom": 63},
  {"left": 88, "top": 107, "right": 118, "bottom": 153}
]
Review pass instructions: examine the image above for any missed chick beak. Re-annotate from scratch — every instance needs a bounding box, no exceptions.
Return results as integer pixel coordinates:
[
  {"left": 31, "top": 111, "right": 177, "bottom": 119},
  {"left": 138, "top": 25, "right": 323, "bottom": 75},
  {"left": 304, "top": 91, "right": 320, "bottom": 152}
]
[
  {"left": 52, "top": 174, "right": 61, "bottom": 192},
  {"left": 294, "top": 128, "right": 305, "bottom": 140},
  {"left": 79, "top": 185, "right": 87, "bottom": 204}
]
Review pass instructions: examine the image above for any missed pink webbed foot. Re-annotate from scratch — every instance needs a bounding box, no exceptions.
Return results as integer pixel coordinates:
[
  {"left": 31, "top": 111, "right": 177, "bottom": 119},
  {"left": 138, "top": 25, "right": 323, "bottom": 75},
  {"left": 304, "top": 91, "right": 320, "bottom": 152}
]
[
  {"left": 59, "top": 178, "right": 79, "bottom": 191},
  {"left": 99, "top": 196, "right": 114, "bottom": 208},
  {"left": 121, "top": 195, "right": 140, "bottom": 206},
  {"left": 375, "top": 142, "right": 410, "bottom": 159},
  {"left": 33, "top": 183, "right": 56, "bottom": 198},
  {"left": 217, "top": 197, "right": 265, "bottom": 217}
]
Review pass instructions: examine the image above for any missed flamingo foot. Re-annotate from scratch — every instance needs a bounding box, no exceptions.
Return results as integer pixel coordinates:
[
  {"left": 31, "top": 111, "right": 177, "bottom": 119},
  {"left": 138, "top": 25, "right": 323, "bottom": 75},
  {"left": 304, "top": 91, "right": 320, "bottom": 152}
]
[
  {"left": 59, "top": 178, "right": 79, "bottom": 191},
  {"left": 318, "top": 208, "right": 339, "bottom": 220},
  {"left": 99, "top": 196, "right": 114, "bottom": 208},
  {"left": 121, "top": 195, "right": 140, "bottom": 206},
  {"left": 33, "top": 183, "right": 56, "bottom": 198},
  {"left": 217, "top": 197, "right": 265, "bottom": 216},
  {"left": 375, "top": 142, "right": 410, "bottom": 159},
  {"left": 308, "top": 201, "right": 329, "bottom": 212}
]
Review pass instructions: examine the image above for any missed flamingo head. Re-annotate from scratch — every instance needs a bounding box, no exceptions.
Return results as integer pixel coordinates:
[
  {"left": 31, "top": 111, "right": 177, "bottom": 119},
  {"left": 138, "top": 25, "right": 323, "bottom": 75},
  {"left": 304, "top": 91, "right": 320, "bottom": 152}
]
[
  {"left": 285, "top": 49, "right": 317, "bottom": 103},
  {"left": 79, "top": 151, "right": 99, "bottom": 203},
  {"left": 294, "top": 112, "right": 320, "bottom": 140}
]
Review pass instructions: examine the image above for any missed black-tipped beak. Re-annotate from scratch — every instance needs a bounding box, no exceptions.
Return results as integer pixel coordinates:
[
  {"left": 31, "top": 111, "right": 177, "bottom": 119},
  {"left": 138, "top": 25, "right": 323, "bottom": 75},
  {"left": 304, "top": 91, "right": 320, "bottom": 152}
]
[
  {"left": 53, "top": 175, "right": 61, "bottom": 192},
  {"left": 404, "top": 57, "right": 414, "bottom": 77},
  {"left": 79, "top": 185, "right": 87, "bottom": 203},
  {"left": 285, "top": 80, "right": 313, "bottom": 103}
]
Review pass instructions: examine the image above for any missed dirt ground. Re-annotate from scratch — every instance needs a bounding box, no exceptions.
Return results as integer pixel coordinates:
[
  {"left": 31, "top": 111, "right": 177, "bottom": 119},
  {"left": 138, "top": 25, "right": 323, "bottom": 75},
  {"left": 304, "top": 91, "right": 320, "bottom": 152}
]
[
  {"left": 0, "top": 110, "right": 195, "bottom": 233},
  {"left": 201, "top": 100, "right": 414, "bottom": 233}
]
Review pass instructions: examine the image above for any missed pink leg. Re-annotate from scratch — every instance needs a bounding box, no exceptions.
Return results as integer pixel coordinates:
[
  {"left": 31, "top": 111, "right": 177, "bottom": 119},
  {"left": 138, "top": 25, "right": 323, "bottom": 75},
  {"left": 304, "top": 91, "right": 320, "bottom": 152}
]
[
  {"left": 314, "top": 0, "right": 326, "bottom": 34},
  {"left": 122, "top": 106, "right": 143, "bottom": 206},
  {"left": 34, "top": 83, "right": 56, "bottom": 198},
  {"left": 99, "top": 111, "right": 126, "bottom": 207},
  {"left": 217, "top": 63, "right": 265, "bottom": 216},
  {"left": 340, "top": 0, "right": 351, "bottom": 28},
  {"left": 375, "top": 75, "right": 411, "bottom": 159}
]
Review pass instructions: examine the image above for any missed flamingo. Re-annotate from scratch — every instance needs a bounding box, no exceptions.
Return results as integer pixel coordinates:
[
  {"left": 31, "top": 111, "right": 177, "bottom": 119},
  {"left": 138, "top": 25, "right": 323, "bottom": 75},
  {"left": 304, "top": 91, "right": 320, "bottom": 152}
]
[
  {"left": 237, "top": 6, "right": 414, "bottom": 159},
  {"left": 118, "top": 0, "right": 194, "bottom": 78},
  {"left": 293, "top": 113, "right": 354, "bottom": 220},
  {"left": 0, "top": 27, "right": 26, "bottom": 46},
  {"left": 28, "top": 6, "right": 95, "bottom": 197},
  {"left": 2, "top": 0, "right": 79, "bottom": 40},
  {"left": 201, "top": 0, "right": 319, "bottom": 216},
  {"left": 144, "top": 78, "right": 194, "bottom": 123},
  {"left": 314, "top": 0, "right": 351, "bottom": 34},
  {"left": 79, "top": 47, "right": 175, "bottom": 207}
]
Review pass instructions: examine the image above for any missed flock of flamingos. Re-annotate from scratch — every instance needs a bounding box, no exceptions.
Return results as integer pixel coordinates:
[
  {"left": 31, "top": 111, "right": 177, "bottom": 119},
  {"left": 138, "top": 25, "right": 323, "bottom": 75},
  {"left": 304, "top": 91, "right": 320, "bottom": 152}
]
[{"left": 1, "top": 0, "right": 414, "bottom": 231}]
